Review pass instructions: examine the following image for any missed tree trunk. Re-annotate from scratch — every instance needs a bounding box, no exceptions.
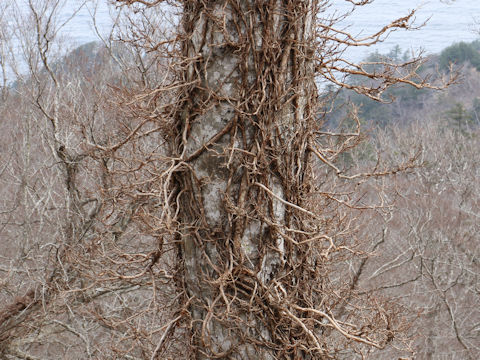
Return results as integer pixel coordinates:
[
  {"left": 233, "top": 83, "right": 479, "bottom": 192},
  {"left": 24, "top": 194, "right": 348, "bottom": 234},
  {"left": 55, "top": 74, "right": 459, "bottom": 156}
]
[{"left": 177, "top": 1, "right": 316, "bottom": 358}]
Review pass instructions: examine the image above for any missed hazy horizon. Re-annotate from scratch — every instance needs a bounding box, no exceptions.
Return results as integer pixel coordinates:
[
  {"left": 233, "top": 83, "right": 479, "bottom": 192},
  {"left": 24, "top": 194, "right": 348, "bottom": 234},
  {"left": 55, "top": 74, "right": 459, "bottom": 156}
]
[{"left": 11, "top": 0, "right": 480, "bottom": 63}]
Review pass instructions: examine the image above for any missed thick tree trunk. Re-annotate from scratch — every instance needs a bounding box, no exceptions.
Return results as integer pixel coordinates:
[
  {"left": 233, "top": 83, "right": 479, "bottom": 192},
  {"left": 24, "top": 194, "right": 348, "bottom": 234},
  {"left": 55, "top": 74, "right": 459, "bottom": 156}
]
[{"left": 177, "top": 1, "right": 316, "bottom": 358}]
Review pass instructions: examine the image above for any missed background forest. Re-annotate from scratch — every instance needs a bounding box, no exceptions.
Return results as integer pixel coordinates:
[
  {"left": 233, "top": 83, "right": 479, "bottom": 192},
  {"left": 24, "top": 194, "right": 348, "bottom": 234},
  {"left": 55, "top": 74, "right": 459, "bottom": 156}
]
[{"left": 0, "top": 1, "right": 479, "bottom": 359}]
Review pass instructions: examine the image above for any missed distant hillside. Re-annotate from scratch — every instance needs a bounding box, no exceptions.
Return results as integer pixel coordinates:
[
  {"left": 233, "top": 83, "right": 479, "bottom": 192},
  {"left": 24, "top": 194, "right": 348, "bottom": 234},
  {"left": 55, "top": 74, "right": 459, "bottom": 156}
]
[
  {"left": 327, "top": 40, "right": 480, "bottom": 131},
  {"left": 18, "top": 38, "right": 480, "bottom": 133}
]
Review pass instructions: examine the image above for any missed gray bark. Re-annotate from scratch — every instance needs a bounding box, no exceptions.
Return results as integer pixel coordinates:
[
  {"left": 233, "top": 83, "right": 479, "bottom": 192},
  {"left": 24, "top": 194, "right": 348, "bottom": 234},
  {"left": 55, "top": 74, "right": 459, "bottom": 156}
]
[{"left": 176, "top": 1, "right": 315, "bottom": 358}]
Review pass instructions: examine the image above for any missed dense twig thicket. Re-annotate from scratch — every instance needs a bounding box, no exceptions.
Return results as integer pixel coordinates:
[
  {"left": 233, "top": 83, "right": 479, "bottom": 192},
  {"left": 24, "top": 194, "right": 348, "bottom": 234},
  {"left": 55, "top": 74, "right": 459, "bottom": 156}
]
[{"left": 0, "top": 0, "right": 457, "bottom": 359}]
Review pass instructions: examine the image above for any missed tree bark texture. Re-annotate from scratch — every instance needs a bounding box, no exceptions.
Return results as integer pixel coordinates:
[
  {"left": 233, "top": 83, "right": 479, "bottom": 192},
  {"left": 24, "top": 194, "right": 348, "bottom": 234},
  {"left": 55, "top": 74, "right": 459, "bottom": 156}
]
[
  {"left": 176, "top": 1, "right": 318, "bottom": 358},
  {"left": 0, "top": 1, "right": 458, "bottom": 358}
]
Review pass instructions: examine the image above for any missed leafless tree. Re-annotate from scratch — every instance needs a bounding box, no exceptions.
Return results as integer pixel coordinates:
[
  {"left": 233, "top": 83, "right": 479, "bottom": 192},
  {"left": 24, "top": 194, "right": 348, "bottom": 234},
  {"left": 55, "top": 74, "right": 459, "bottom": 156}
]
[
  {"left": 0, "top": 1, "right": 456, "bottom": 359},
  {"left": 349, "top": 117, "right": 480, "bottom": 359}
]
